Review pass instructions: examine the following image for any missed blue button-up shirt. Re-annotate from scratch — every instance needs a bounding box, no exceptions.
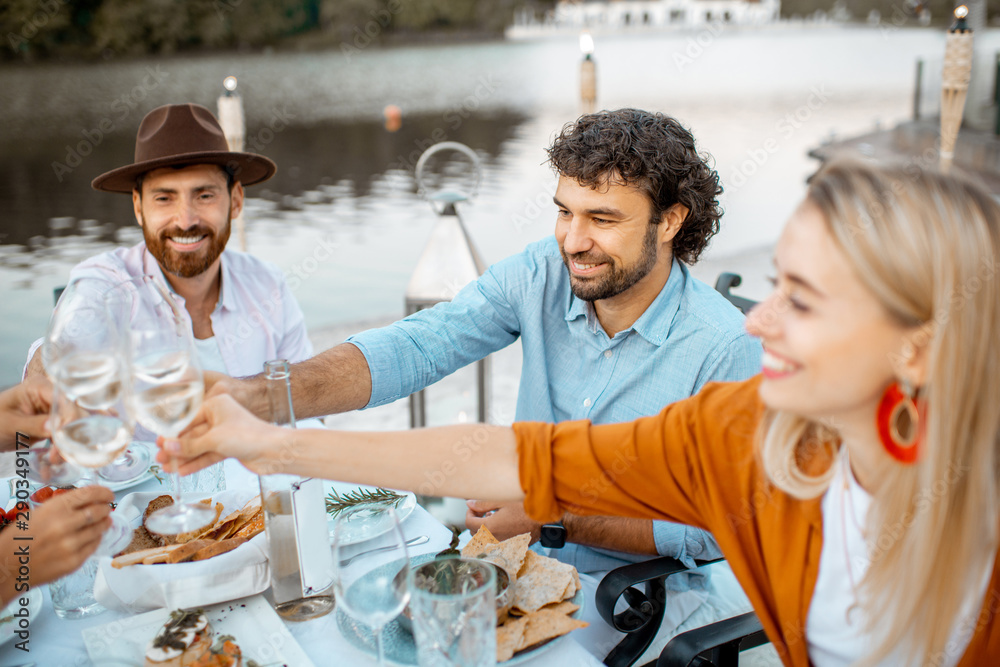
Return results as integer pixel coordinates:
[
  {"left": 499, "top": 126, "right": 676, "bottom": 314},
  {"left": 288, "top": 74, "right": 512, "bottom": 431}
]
[{"left": 349, "top": 236, "right": 762, "bottom": 571}]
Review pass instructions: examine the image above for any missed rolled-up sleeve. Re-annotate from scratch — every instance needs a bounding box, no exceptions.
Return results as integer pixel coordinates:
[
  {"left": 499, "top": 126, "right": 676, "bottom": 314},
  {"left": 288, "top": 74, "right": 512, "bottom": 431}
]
[
  {"left": 653, "top": 522, "right": 724, "bottom": 566},
  {"left": 514, "top": 378, "right": 765, "bottom": 536},
  {"left": 348, "top": 265, "right": 522, "bottom": 409}
]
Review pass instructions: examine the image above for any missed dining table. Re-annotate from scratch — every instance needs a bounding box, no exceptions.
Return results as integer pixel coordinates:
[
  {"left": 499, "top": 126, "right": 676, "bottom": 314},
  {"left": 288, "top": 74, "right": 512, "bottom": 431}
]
[{"left": 0, "top": 445, "right": 619, "bottom": 666}]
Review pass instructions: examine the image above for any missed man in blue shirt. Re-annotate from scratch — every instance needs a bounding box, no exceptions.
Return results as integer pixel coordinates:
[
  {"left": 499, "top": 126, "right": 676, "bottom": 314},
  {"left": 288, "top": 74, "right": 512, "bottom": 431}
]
[{"left": 217, "top": 108, "right": 761, "bottom": 572}]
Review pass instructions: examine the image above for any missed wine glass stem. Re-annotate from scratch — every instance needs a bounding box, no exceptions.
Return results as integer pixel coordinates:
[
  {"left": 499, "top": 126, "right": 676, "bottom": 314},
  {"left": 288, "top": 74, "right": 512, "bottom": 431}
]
[
  {"left": 171, "top": 458, "right": 186, "bottom": 505},
  {"left": 375, "top": 625, "right": 385, "bottom": 667}
]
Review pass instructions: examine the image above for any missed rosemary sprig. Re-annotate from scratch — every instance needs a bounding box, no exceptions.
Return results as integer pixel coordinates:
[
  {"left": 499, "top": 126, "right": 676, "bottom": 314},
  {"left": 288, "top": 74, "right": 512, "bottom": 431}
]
[
  {"left": 149, "top": 464, "right": 165, "bottom": 484},
  {"left": 325, "top": 487, "right": 405, "bottom": 517}
]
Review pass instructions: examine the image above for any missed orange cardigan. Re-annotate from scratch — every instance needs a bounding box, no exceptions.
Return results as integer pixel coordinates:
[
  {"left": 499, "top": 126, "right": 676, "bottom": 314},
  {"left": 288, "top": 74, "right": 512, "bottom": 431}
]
[{"left": 514, "top": 376, "right": 1000, "bottom": 665}]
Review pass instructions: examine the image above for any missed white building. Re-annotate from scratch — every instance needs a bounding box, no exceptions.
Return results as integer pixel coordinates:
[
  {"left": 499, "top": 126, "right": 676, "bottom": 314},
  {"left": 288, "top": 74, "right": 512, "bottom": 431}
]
[{"left": 507, "top": 0, "right": 782, "bottom": 38}]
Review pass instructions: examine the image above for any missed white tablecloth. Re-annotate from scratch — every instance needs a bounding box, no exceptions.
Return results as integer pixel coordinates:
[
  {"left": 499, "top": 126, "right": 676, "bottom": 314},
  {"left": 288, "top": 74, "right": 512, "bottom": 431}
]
[{"left": 0, "top": 458, "right": 608, "bottom": 666}]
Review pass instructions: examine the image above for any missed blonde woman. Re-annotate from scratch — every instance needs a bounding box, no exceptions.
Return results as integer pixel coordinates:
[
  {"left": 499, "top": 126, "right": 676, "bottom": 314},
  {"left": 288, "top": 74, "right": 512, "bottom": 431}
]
[{"left": 166, "top": 160, "right": 1000, "bottom": 665}]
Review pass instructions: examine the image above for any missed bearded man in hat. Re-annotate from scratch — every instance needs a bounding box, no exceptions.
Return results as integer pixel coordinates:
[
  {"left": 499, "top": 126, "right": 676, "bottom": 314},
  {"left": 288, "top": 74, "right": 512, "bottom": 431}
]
[{"left": 24, "top": 103, "right": 312, "bottom": 395}]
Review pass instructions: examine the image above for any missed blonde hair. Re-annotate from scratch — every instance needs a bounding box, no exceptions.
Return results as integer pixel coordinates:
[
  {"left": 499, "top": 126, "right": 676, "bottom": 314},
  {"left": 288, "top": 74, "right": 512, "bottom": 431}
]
[{"left": 759, "top": 160, "right": 1000, "bottom": 664}]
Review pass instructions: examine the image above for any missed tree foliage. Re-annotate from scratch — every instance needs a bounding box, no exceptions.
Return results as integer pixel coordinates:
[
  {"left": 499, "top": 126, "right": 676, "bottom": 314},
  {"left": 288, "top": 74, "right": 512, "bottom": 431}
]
[{"left": 1, "top": 0, "right": 535, "bottom": 62}]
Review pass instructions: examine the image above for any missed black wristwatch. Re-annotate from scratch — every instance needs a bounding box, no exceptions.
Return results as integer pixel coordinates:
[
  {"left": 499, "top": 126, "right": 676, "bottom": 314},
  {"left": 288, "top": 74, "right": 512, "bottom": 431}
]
[{"left": 540, "top": 522, "right": 567, "bottom": 549}]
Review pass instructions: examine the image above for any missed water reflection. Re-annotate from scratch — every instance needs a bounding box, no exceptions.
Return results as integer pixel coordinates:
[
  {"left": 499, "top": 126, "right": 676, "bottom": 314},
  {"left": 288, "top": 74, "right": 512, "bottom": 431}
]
[{"left": 0, "top": 111, "right": 527, "bottom": 250}]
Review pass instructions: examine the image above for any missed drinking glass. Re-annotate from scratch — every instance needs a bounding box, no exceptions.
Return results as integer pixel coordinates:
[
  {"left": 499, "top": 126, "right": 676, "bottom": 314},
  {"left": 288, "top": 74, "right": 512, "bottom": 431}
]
[
  {"left": 49, "top": 556, "right": 105, "bottom": 620},
  {"left": 409, "top": 558, "right": 497, "bottom": 667},
  {"left": 107, "top": 276, "right": 215, "bottom": 536},
  {"left": 333, "top": 508, "right": 411, "bottom": 667}
]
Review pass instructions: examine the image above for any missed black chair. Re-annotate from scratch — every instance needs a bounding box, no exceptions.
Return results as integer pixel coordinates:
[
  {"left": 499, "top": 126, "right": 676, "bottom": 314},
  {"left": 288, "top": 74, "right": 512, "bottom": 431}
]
[
  {"left": 597, "top": 273, "right": 768, "bottom": 667},
  {"left": 713, "top": 273, "right": 756, "bottom": 315}
]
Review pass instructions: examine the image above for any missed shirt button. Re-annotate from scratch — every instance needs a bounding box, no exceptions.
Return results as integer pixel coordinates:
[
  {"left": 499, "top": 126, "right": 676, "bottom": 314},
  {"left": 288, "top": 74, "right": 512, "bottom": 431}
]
[
  {"left": 583, "top": 398, "right": 592, "bottom": 408},
  {"left": 604, "top": 350, "right": 613, "bottom": 359}
]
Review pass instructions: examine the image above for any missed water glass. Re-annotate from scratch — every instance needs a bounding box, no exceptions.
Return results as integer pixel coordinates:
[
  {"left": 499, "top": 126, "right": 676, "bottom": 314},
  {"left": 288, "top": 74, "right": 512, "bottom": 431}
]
[
  {"left": 409, "top": 558, "right": 497, "bottom": 667},
  {"left": 50, "top": 556, "right": 106, "bottom": 620}
]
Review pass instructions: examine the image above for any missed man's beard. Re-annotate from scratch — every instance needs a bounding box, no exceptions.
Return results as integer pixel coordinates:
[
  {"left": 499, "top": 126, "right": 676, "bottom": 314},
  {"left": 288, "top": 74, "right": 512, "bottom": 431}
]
[
  {"left": 561, "top": 222, "right": 660, "bottom": 302},
  {"left": 141, "top": 213, "right": 231, "bottom": 279}
]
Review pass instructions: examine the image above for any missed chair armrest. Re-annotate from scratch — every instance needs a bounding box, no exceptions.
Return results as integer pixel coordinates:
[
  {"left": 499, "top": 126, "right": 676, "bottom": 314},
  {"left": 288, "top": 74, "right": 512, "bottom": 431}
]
[
  {"left": 596, "top": 556, "right": 724, "bottom": 632},
  {"left": 713, "top": 273, "right": 757, "bottom": 315},
  {"left": 656, "top": 611, "right": 768, "bottom": 667}
]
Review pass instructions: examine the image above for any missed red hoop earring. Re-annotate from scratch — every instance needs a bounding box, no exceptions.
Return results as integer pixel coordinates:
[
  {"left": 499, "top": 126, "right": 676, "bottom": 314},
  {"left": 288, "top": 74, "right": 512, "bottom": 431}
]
[{"left": 876, "top": 380, "right": 922, "bottom": 464}]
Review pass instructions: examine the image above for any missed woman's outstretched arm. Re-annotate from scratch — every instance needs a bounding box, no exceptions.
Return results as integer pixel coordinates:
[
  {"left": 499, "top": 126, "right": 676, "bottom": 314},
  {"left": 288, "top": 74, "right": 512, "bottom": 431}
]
[{"left": 164, "top": 394, "right": 524, "bottom": 502}]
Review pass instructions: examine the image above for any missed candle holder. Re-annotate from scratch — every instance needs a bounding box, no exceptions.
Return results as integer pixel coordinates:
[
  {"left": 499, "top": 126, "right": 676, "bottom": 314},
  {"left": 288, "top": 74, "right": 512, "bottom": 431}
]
[
  {"left": 580, "top": 31, "right": 596, "bottom": 114},
  {"left": 940, "top": 6, "right": 973, "bottom": 172}
]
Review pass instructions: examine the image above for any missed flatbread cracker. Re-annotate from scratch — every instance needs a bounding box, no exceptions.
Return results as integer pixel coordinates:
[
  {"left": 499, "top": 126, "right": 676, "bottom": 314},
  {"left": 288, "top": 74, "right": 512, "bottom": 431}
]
[
  {"left": 462, "top": 525, "right": 500, "bottom": 559},
  {"left": 540, "top": 600, "right": 579, "bottom": 615},
  {"left": 496, "top": 614, "right": 529, "bottom": 662},
  {"left": 512, "top": 552, "right": 574, "bottom": 614},
  {"left": 478, "top": 533, "right": 531, "bottom": 577},
  {"left": 518, "top": 608, "right": 589, "bottom": 651}
]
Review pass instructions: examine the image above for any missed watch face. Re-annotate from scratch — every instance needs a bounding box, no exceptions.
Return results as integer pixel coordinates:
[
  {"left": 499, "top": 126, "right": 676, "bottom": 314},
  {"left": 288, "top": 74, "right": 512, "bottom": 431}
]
[{"left": 541, "top": 523, "right": 567, "bottom": 549}]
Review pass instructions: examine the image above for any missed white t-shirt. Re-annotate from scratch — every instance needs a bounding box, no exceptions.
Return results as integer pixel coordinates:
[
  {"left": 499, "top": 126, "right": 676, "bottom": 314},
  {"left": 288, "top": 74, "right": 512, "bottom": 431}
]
[{"left": 806, "top": 448, "right": 991, "bottom": 666}]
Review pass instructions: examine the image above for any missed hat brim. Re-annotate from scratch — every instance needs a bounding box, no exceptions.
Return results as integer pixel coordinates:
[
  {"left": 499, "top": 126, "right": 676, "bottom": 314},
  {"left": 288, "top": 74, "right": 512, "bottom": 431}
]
[{"left": 91, "top": 151, "right": 277, "bottom": 194}]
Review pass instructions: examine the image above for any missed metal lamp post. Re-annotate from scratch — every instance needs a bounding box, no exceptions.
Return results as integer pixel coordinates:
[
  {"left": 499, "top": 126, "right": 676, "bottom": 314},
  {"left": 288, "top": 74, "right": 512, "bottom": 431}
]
[
  {"left": 580, "top": 31, "right": 597, "bottom": 114},
  {"left": 940, "top": 6, "right": 974, "bottom": 172},
  {"left": 217, "top": 75, "right": 248, "bottom": 250},
  {"left": 405, "top": 142, "right": 490, "bottom": 428}
]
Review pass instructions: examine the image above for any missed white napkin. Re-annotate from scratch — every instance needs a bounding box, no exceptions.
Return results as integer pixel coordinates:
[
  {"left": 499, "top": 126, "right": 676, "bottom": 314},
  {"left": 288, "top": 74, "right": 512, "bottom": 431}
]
[{"left": 94, "top": 488, "right": 270, "bottom": 613}]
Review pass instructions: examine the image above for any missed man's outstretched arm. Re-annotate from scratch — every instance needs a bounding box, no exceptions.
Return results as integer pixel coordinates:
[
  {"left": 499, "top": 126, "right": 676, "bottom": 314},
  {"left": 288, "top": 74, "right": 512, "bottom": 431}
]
[{"left": 207, "top": 342, "right": 372, "bottom": 420}]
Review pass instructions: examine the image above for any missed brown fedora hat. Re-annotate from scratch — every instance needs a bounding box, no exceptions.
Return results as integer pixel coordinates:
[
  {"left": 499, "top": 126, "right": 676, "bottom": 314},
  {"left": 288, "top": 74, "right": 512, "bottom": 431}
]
[{"left": 92, "top": 103, "right": 277, "bottom": 193}]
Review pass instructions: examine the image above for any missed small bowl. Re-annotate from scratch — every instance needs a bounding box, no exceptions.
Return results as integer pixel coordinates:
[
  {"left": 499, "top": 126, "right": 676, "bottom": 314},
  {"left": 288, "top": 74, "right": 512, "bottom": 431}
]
[{"left": 395, "top": 557, "right": 512, "bottom": 634}]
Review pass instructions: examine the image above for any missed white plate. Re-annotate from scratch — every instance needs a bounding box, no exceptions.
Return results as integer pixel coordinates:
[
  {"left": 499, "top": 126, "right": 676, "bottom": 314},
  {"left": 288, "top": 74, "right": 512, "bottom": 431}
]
[
  {"left": 81, "top": 593, "right": 314, "bottom": 665},
  {"left": 325, "top": 481, "right": 416, "bottom": 546},
  {"left": 100, "top": 441, "right": 162, "bottom": 492},
  {"left": 0, "top": 587, "right": 43, "bottom": 648}
]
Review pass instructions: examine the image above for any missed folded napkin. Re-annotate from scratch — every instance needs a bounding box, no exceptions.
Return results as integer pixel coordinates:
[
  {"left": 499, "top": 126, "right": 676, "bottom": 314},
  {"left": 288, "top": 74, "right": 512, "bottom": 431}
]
[{"left": 95, "top": 488, "right": 270, "bottom": 613}]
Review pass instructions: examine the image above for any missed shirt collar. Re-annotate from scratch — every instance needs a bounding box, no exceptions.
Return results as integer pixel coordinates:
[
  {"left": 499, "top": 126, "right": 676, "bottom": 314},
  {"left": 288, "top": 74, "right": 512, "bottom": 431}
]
[
  {"left": 629, "top": 258, "right": 686, "bottom": 346},
  {"left": 141, "top": 244, "right": 230, "bottom": 313},
  {"left": 565, "top": 257, "right": 686, "bottom": 346}
]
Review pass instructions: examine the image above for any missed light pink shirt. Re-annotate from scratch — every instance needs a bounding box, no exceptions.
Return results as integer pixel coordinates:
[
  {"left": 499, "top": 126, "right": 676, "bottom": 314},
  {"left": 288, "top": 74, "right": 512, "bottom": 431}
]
[{"left": 27, "top": 242, "right": 313, "bottom": 377}]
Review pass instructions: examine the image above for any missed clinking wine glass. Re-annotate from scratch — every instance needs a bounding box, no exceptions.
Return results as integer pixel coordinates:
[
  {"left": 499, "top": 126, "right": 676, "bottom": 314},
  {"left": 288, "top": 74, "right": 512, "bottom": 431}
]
[
  {"left": 46, "top": 353, "right": 134, "bottom": 556},
  {"left": 107, "top": 276, "right": 214, "bottom": 536},
  {"left": 333, "top": 507, "right": 411, "bottom": 667},
  {"left": 43, "top": 277, "right": 149, "bottom": 485}
]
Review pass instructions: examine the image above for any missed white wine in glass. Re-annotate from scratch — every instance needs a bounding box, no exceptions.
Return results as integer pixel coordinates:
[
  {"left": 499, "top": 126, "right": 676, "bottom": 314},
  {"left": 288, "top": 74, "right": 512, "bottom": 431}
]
[{"left": 107, "top": 276, "right": 215, "bottom": 536}]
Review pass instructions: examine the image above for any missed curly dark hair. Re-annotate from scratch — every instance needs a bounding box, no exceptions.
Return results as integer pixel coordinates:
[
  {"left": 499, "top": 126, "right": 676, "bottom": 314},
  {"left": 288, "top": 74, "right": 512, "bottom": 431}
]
[{"left": 546, "top": 108, "right": 723, "bottom": 264}]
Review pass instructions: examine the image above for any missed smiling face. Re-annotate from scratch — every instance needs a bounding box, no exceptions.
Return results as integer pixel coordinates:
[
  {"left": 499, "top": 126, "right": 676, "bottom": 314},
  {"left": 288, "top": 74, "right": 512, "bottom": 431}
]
[
  {"left": 553, "top": 175, "right": 674, "bottom": 304},
  {"left": 133, "top": 164, "right": 243, "bottom": 279},
  {"left": 745, "top": 200, "right": 913, "bottom": 428}
]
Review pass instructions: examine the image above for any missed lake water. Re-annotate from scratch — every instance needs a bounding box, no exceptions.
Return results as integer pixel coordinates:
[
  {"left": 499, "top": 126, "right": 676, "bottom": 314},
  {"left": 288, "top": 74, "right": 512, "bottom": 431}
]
[{"left": 1, "top": 24, "right": 988, "bottom": 385}]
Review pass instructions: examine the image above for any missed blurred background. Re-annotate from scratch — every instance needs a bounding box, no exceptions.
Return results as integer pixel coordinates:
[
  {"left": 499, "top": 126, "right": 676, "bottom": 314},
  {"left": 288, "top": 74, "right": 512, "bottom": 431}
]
[{"left": 2, "top": 0, "right": 998, "bottom": 403}]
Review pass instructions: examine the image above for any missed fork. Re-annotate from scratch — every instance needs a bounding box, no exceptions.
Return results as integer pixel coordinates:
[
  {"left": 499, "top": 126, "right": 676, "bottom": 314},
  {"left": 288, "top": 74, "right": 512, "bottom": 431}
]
[{"left": 338, "top": 534, "right": 429, "bottom": 566}]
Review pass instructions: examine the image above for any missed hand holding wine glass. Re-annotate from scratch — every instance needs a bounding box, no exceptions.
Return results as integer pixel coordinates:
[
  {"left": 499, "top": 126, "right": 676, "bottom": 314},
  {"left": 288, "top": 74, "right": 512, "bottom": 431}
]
[
  {"left": 107, "top": 275, "right": 215, "bottom": 536},
  {"left": 42, "top": 278, "right": 135, "bottom": 555}
]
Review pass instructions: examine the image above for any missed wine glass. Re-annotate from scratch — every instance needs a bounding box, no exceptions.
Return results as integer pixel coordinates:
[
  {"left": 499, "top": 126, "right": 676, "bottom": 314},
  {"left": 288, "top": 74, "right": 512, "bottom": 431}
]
[
  {"left": 22, "top": 441, "right": 83, "bottom": 488},
  {"left": 333, "top": 507, "right": 411, "bottom": 667},
  {"left": 107, "top": 276, "right": 215, "bottom": 536},
  {"left": 43, "top": 277, "right": 150, "bottom": 486},
  {"left": 43, "top": 290, "right": 135, "bottom": 555}
]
